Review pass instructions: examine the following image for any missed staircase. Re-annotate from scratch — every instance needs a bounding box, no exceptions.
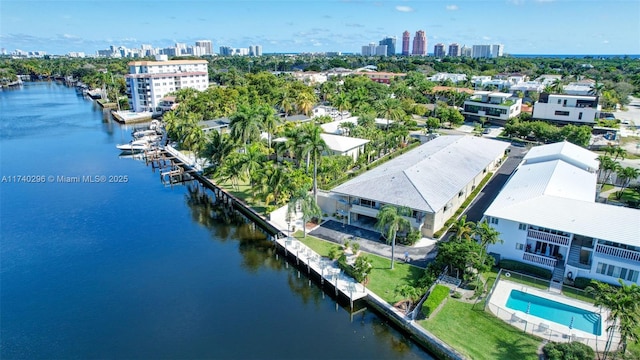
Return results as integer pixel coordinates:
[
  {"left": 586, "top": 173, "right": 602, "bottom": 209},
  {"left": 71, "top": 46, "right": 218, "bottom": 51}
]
[
  {"left": 567, "top": 243, "right": 581, "bottom": 266},
  {"left": 549, "top": 265, "right": 565, "bottom": 293}
]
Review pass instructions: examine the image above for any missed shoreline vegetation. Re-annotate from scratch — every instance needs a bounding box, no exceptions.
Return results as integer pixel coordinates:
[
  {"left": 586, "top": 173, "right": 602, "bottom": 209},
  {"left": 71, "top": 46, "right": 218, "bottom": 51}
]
[{"left": 7, "top": 54, "right": 640, "bottom": 359}]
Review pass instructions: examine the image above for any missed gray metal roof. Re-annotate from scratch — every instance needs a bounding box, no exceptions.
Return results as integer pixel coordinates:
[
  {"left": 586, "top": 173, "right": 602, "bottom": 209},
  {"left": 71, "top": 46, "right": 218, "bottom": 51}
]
[{"left": 332, "top": 135, "right": 509, "bottom": 213}]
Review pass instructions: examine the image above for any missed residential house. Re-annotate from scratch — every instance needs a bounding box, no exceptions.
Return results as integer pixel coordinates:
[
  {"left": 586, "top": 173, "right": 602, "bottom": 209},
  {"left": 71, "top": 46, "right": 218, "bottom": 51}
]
[
  {"left": 320, "top": 133, "right": 369, "bottom": 162},
  {"left": 320, "top": 135, "right": 509, "bottom": 237},
  {"left": 532, "top": 93, "right": 600, "bottom": 125},
  {"left": 462, "top": 91, "right": 522, "bottom": 125},
  {"left": 484, "top": 142, "right": 640, "bottom": 286}
]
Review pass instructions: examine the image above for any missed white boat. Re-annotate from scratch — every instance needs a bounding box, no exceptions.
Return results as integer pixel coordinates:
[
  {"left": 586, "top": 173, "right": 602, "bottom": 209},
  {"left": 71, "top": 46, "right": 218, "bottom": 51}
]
[
  {"left": 116, "top": 139, "right": 153, "bottom": 153},
  {"left": 132, "top": 129, "right": 159, "bottom": 138}
]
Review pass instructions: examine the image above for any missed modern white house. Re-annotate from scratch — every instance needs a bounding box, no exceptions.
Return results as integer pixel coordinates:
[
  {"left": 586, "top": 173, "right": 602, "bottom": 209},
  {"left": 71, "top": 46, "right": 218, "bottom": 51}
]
[
  {"left": 484, "top": 142, "right": 640, "bottom": 286},
  {"left": 429, "top": 73, "right": 467, "bottom": 83},
  {"left": 532, "top": 93, "right": 601, "bottom": 125},
  {"left": 462, "top": 91, "right": 522, "bottom": 125},
  {"left": 319, "top": 135, "right": 509, "bottom": 237},
  {"left": 126, "top": 57, "right": 208, "bottom": 113},
  {"left": 320, "top": 133, "right": 369, "bottom": 162},
  {"left": 320, "top": 116, "right": 392, "bottom": 135}
]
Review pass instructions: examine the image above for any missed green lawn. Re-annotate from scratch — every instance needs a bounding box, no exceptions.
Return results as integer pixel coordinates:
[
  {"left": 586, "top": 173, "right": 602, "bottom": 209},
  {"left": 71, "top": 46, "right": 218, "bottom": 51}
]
[
  {"left": 419, "top": 299, "right": 541, "bottom": 360},
  {"left": 484, "top": 268, "right": 549, "bottom": 291},
  {"left": 215, "top": 180, "right": 268, "bottom": 214},
  {"left": 608, "top": 187, "right": 640, "bottom": 204},
  {"left": 561, "top": 285, "right": 595, "bottom": 304},
  {"left": 600, "top": 183, "right": 614, "bottom": 192},
  {"left": 295, "top": 232, "right": 424, "bottom": 304}
]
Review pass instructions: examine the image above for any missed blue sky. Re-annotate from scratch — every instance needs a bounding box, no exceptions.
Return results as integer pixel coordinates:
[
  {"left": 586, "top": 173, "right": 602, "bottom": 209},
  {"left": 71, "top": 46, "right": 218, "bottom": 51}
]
[{"left": 1, "top": 0, "right": 639, "bottom": 55}]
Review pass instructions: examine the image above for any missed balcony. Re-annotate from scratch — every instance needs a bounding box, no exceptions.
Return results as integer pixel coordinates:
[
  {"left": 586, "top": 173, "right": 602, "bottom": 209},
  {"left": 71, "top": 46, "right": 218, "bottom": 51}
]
[
  {"left": 527, "top": 229, "right": 570, "bottom": 246},
  {"left": 595, "top": 244, "right": 640, "bottom": 263},
  {"left": 523, "top": 252, "right": 558, "bottom": 268}
]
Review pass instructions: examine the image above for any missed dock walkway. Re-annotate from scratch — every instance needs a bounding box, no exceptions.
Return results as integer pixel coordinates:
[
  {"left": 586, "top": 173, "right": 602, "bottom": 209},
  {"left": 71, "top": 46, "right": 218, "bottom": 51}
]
[{"left": 274, "top": 236, "right": 367, "bottom": 302}]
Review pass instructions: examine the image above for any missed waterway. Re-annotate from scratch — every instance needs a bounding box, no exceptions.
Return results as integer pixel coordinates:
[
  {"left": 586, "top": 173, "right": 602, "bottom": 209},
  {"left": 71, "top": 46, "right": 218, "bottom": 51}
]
[{"left": 0, "top": 82, "right": 433, "bottom": 359}]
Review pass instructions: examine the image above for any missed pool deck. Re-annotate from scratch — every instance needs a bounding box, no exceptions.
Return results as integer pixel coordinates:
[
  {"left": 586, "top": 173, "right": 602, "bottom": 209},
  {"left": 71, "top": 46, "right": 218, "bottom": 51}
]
[{"left": 488, "top": 279, "right": 617, "bottom": 351}]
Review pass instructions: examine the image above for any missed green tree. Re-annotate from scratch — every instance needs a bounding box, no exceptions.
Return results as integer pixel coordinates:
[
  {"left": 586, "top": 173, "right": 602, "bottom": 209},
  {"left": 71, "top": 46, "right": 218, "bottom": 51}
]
[
  {"left": 450, "top": 215, "right": 476, "bottom": 241},
  {"left": 229, "top": 105, "right": 261, "bottom": 150},
  {"left": 586, "top": 279, "right": 640, "bottom": 357},
  {"left": 297, "top": 124, "right": 327, "bottom": 202},
  {"left": 615, "top": 166, "right": 640, "bottom": 200},
  {"left": 299, "top": 192, "right": 322, "bottom": 237},
  {"left": 375, "top": 205, "right": 412, "bottom": 270},
  {"left": 375, "top": 97, "right": 405, "bottom": 129},
  {"left": 425, "top": 117, "right": 441, "bottom": 133}
]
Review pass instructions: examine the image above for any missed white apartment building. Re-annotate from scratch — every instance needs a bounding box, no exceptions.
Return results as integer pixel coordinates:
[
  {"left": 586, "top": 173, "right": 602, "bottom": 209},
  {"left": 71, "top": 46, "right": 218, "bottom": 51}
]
[
  {"left": 485, "top": 142, "right": 640, "bottom": 286},
  {"left": 126, "top": 57, "right": 209, "bottom": 113},
  {"left": 532, "top": 93, "right": 600, "bottom": 125},
  {"left": 462, "top": 91, "right": 522, "bottom": 125},
  {"left": 429, "top": 73, "right": 467, "bottom": 83}
]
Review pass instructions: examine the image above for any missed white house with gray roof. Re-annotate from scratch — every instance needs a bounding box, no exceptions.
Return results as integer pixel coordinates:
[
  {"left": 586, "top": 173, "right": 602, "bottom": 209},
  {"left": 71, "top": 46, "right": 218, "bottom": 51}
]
[
  {"left": 322, "top": 135, "right": 509, "bottom": 237},
  {"left": 320, "top": 133, "right": 369, "bottom": 162},
  {"left": 484, "top": 141, "right": 640, "bottom": 286}
]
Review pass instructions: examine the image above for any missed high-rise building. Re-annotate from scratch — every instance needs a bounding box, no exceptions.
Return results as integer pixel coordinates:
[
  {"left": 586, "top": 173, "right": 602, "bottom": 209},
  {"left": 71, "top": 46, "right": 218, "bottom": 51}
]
[
  {"left": 472, "top": 45, "right": 492, "bottom": 58},
  {"left": 412, "top": 30, "right": 427, "bottom": 56},
  {"left": 461, "top": 45, "right": 472, "bottom": 57},
  {"left": 402, "top": 31, "right": 410, "bottom": 56},
  {"left": 491, "top": 44, "right": 504, "bottom": 58},
  {"left": 448, "top": 43, "right": 461, "bottom": 57},
  {"left": 379, "top": 36, "right": 396, "bottom": 56},
  {"left": 126, "top": 56, "right": 209, "bottom": 113},
  {"left": 433, "top": 43, "right": 446, "bottom": 58},
  {"left": 195, "top": 40, "right": 213, "bottom": 55}
]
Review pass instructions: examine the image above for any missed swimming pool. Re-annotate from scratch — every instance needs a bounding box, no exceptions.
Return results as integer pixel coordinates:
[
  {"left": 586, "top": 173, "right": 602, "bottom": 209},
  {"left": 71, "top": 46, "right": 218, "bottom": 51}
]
[{"left": 506, "top": 290, "right": 602, "bottom": 335}]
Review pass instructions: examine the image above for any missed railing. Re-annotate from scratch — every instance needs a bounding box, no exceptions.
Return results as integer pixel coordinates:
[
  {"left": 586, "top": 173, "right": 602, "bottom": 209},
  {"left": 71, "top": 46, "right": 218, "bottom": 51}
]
[
  {"left": 523, "top": 252, "right": 557, "bottom": 268},
  {"left": 595, "top": 243, "right": 640, "bottom": 263},
  {"left": 527, "top": 229, "right": 570, "bottom": 246}
]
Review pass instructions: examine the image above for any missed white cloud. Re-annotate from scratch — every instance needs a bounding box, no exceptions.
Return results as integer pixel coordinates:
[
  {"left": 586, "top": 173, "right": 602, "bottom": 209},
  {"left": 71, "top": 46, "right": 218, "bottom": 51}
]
[
  {"left": 446, "top": 5, "right": 459, "bottom": 11},
  {"left": 395, "top": 6, "right": 414, "bottom": 12},
  {"left": 603, "top": 40, "right": 610, "bottom": 44},
  {"left": 62, "top": 33, "right": 78, "bottom": 39},
  {"left": 482, "top": 36, "right": 491, "bottom": 40}
]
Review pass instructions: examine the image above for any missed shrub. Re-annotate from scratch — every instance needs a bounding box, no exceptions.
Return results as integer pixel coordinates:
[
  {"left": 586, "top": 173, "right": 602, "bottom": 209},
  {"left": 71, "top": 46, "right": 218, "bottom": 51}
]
[
  {"left": 572, "top": 277, "right": 592, "bottom": 290},
  {"left": 422, "top": 284, "right": 450, "bottom": 318},
  {"left": 451, "top": 291, "right": 462, "bottom": 299},
  {"left": 542, "top": 341, "right": 595, "bottom": 360},
  {"left": 351, "top": 242, "right": 360, "bottom": 253},
  {"left": 327, "top": 246, "right": 342, "bottom": 260},
  {"left": 499, "top": 259, "right": 552, "bottom": 280}
]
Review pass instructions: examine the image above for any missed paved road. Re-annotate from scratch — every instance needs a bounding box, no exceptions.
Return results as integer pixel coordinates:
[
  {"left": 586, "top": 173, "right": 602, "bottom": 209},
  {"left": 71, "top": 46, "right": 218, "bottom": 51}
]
[{"left": 463, "top": 145, "right": 528, "bottom": 223}]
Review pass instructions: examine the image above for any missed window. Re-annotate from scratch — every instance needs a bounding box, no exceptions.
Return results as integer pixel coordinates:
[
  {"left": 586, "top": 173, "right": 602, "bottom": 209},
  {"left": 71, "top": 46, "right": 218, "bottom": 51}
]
[
  {"left": 519, "top": 223, "right": 527, "bottom": 231},
  {"left": 490, "top": 217, "right": 499, "bottom": 225},
  {"left": 554, "top": 110, "right": 570, "bottom": 116},
  {"left": 458, "top": 190, "right": 464, "bottom": 197},
  {"left": 578, "top": 112, "right": 583, "bottom": 120},
  {"left": 516, "top": 243, "right": 524, "bottom": 250},
  {"left": 596, "top": 262, "right": 606, "bottom": 274},
  {"left": 557, "top": 99, "right": 562, "bottom": 104}
]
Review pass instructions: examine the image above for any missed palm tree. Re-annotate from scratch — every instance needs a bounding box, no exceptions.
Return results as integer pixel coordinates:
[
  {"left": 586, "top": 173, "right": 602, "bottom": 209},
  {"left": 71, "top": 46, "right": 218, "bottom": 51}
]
[
  {"left": 587, "top": 279, "right": 640, "bottom": 358},
  {"left": 474, "top": 219, "right": 502, "bottom": 288},
  {"left": 295, "top": 91, "right": 316, "bottom": 117},
  {"left": 331, "top": 92, "right": 351, "bottom": 119},
  {"left": 240, "top": 142, "right": 267, "bottom": 196},
  {"left": 229, "top": 105, "right": 261, "bottom": 151},
  {"left": 299, "top": 192, "right": 322, "bottom": 237},
  {"left": 375, "top": 97, "right": 405, "bottom": 130},
  {"left": 550, "top": 78, "right": 564, "bottom": 94},
  {"left": 615, "top": 166, "right": 640, "bottom": 199},
  {"left": 297, "top": 124, "right": 327, "bottom": 202},
  {"left": 258, "top": 104, "right": 279, "bottom": 151},
  {"left": 449, "top": 215, "right": 476, "bottom": 241},
  {"left": 375, "top": 205, "right": 412, "bottom": 270},
  {"left": 278, "top": 88, "right": 295, "bottom": 119}
]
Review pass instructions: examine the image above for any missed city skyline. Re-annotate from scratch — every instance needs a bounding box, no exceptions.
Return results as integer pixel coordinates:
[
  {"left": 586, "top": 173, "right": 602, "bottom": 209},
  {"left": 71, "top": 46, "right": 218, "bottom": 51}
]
[{"left": 1, "top": 0, "right": 638, "bottom": 56}]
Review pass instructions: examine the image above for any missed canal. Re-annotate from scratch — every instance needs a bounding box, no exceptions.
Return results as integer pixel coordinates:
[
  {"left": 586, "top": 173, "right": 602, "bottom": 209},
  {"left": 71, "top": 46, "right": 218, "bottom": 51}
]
[{"left": 0, "top": 82, "right": 434, "bottom": 359}]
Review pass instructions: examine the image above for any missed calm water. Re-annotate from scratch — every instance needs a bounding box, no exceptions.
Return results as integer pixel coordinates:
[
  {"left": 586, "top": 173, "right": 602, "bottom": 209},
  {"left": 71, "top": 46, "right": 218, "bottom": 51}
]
[
  {"left": 506, "top": 290, "right": 601, "bottom": 335},
  {"left": 0, "top": 82, "right": 433, "bottom": 359}
]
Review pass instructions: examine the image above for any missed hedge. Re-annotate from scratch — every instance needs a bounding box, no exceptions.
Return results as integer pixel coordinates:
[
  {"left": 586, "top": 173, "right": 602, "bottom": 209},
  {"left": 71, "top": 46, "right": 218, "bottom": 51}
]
[
  {"left": 499, "top": 259, "right": 552, "bottom": 280},
  {"left": 542, "top": 341, "right": 595, "bottom": 360},
  {"left": 573, "top": 277, "right": 592, "bottom": 290},
  {"left": 422, "top": 284, "right": 450, "bottom": 318}
]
